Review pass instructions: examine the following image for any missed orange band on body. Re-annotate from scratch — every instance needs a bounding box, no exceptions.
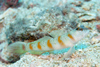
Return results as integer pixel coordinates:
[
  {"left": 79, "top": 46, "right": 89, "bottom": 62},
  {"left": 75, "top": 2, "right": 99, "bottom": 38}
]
[
  {"left": 38, "top": 42, "right": 42, "bottom": 50},
  {"left": 47, "top": 40, "right": 53, "bottom": 49},
  {"left": 22, "top": 45, "right": 25, "bottom": 50},
  {"left": 29, "top": 44, "right": 33, "bottom": 50},
  {"left": 68, "top": 34, "right": 75, "bottom": 40},
  {"left": 58, "top": 36, "right": 66, "bottom": 47}
]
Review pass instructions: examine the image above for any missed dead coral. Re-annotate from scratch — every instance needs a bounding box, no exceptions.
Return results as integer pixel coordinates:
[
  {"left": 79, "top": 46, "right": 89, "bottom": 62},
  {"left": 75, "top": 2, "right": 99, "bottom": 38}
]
[
  {"left": 0, "top": 23, "right": 3, "bottom": 33},
  {"left": 0, "top": 47, "right": 20, "bottom": 64},
  {"left": 0, "top": 54, "right": 20, "bottom": 64},
  {"left": 6, "top": 54, "right": 20, "bottom": 63},
  {"left": 0, "top": 54, "right": 9, "bottom": 64},
  {"left": 0, "top": 0, "right": 22, "bottom": 11},
  {"left": 5, "top": 6, "right": 78, "bottom": 45}
]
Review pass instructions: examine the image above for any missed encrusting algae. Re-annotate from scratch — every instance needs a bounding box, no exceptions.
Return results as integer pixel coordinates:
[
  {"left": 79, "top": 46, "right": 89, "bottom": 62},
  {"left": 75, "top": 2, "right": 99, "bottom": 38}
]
[{"left": 7, "top": 30, "right": 89, "bottom": 60}]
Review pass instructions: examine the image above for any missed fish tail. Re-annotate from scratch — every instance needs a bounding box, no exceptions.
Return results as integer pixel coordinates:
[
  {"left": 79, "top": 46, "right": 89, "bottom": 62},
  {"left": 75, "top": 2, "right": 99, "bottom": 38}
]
[{"left": 7, "top": 42, "right": 27, "bottom": 55}]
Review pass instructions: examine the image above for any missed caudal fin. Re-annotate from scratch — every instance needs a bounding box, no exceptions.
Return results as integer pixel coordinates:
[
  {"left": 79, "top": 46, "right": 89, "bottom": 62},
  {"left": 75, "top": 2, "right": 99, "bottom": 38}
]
[{"left": 7, "top": 42, "right": 27, "bottom": 55}]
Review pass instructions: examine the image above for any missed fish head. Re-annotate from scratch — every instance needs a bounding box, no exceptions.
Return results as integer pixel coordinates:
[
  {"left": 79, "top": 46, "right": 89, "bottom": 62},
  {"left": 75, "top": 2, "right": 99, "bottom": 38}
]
[{"left": 72, "top": 30, "right": 89, "bottom": 43}]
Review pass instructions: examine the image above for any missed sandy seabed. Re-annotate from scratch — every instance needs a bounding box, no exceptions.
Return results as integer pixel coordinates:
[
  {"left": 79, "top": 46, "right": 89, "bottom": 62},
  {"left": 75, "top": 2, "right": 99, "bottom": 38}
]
[{"left": 0, "top": 0, "right": 100, "bottom": 67}]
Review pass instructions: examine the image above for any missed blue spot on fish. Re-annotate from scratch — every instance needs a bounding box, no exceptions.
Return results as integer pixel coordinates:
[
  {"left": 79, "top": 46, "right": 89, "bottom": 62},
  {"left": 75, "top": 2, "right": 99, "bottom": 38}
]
[
  {"left": 75, "top": 44, "right": 88, "bottom": 50},
  {"left": 42, "top": 44, "right": 88, "bottom": 55}
]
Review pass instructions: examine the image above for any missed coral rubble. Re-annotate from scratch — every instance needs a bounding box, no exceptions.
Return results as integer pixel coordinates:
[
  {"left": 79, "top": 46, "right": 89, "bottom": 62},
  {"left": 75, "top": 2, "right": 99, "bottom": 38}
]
[{"left": 0, "top": 0, "right": 100, "bottom": 67}]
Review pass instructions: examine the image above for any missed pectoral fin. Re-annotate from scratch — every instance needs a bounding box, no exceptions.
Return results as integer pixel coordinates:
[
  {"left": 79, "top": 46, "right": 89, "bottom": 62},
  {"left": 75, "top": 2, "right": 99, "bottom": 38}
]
[{"left": 61, "top": 46, "right": 75, "bottom": 60}]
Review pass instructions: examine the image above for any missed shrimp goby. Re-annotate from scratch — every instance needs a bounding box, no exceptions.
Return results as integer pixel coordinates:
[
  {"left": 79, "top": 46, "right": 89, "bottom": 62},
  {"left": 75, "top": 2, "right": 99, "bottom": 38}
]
[{"left": 7, "top": 30, "right": 89, "bottom": 59}]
